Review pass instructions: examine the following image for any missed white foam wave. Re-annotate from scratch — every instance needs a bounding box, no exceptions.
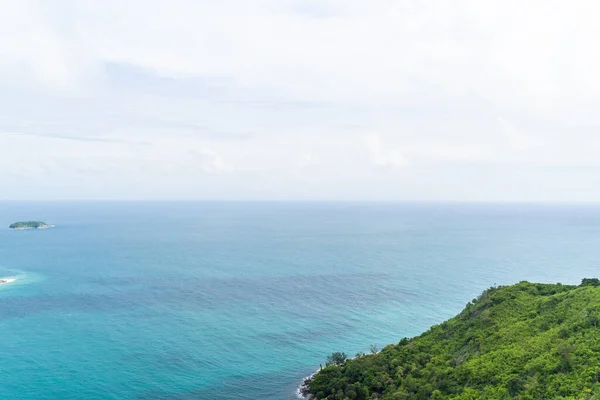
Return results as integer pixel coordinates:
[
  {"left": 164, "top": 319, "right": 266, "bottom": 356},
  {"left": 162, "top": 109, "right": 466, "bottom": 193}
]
[{"left": 296, "top": 370, "right": 319, "bottom": 399}]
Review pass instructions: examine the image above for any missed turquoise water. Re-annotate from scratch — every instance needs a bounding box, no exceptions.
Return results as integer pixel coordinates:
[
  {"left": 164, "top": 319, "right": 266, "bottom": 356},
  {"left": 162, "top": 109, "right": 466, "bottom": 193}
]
[{"left": 1, "top": 202, "right": 600, "bottom": 399}]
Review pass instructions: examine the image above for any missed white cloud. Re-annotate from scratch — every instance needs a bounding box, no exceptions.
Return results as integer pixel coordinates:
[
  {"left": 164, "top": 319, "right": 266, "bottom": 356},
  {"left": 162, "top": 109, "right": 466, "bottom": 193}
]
[
  {"left": 365, "top": 134, "right": 409, "bottom": 168},
  {"left": 191, "top": 149, "right": 235, "bottom": 174},
  {"left": 496, "top": 117, "right": 544, "bottom": 152},
  {"left": 0, "top": 1, "right": 600, "bottom": 200}
]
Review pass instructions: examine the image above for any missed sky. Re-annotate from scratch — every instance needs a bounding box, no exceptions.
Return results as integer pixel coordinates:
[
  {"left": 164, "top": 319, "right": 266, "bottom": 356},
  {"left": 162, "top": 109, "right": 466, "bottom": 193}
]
[{"left": 1, "top": 0, "right": 600, "bottom": 201}]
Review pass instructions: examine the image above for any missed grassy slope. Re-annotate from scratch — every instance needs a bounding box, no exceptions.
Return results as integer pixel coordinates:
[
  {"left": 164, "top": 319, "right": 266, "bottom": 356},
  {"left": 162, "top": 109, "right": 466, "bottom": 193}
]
[{"left": 308, "top": 280, "right": 600, "bottom": 400}]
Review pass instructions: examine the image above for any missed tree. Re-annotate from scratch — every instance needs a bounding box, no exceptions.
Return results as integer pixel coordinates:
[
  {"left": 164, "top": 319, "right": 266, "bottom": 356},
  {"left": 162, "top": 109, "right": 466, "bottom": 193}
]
[
  {"left": 557, "top": 342, "right": 575, "bottom": 372},
  {"left": 581, "top": 278, "right": 600, "bottom": 287},
  {"left": 507, "top": 376, "right": 523, "bottom": 396},
  {"left": 326, "top": 352, "right": 348, "bottom": 366}
]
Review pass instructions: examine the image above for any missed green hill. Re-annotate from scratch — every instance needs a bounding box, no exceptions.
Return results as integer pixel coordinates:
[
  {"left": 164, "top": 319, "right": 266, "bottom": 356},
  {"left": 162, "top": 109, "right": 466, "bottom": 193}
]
[{"left": 305, "top": 279, "right": 600, "bottom": 400}]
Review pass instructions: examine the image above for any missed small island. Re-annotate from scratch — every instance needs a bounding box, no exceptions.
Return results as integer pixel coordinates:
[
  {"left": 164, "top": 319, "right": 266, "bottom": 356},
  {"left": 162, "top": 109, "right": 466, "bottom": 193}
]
[{"left": 9, "top": 221, "right": 51, "bottom": 230}]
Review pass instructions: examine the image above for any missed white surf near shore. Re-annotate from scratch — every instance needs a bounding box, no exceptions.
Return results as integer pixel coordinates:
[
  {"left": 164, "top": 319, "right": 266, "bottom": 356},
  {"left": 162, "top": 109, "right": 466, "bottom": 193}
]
[
  {"left": 9, "top": 225, "right": 54, "bottom": 230},
  {"left": 296, "top": 371, "right": 319, "bottom": 399},
  {"left": 0, "top": 269, "right": 45, "bottom": 289}
]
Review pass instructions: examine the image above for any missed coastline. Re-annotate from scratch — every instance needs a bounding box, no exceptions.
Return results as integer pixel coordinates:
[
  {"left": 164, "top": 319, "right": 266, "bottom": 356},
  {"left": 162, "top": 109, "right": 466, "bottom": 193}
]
[
  {"left": 9, "top": 225, "right": 52, "bottom": 230},
  {"left": 296, "top": 370, "right": 319, "bottom": 399},
  {"left": 296, "top": 351, "right": 381, "bottom": 398}
]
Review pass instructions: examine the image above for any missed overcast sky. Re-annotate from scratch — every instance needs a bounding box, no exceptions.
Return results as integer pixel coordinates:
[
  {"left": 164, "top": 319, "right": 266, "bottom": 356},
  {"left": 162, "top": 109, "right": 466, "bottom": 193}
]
[{"left": 1, "top": 0, "right": 599, "bottom": 201}]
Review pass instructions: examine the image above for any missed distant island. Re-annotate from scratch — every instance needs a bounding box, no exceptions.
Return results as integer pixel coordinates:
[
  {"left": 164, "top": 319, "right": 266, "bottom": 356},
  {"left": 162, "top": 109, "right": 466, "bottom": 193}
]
[
  {"left": 304, "top": 279, "right": 600, "bottom": 399},
  {"left": 9, "top": 221, "right": 51, "bottom": 230}
]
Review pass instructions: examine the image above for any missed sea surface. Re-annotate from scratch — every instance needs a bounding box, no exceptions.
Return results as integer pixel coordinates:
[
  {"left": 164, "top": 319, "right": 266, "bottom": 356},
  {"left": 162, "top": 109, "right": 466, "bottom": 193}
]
[{"left": 1, "top": 202, "right": 600, "bottom": 399}]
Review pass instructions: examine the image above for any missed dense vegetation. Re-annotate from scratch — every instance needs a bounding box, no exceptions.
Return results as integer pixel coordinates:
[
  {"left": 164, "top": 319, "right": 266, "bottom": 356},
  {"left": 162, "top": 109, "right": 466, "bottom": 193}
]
[
  {"left": 306, "top": 279, "right": 600, "bottom": 399},
  {"left": 9, "top": 221, "right": 49, "bottom": 229}
]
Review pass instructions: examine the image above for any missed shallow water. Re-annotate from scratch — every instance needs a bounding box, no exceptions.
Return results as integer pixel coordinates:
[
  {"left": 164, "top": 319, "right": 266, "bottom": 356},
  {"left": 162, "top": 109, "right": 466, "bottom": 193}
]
[{"left": 1, "top": 202, "right": 599, "bottom": 399}]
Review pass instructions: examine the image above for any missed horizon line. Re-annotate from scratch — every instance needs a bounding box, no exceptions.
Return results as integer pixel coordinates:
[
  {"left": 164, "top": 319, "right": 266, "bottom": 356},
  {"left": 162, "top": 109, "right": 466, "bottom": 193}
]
[{"left": 2, "top": 199, "right": 600, "bottom": 205}]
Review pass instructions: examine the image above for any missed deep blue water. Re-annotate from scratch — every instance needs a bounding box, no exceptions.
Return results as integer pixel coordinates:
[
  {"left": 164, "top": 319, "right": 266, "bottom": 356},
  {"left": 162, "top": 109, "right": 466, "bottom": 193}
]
[{"left": 1, "top": 202, "right": 600, "bottom": 399}]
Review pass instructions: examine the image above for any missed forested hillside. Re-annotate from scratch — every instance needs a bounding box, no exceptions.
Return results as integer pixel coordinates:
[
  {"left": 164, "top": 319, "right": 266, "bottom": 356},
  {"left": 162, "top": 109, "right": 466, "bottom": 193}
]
[{"left": 306, "top": 279, "right": 600, "bottom": 399}]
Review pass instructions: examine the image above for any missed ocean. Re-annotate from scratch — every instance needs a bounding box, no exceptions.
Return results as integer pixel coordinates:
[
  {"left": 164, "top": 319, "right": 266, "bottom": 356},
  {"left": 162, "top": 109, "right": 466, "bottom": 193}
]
[{"left": 0, "top": 201, "right": 599, "bottom": 399}]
